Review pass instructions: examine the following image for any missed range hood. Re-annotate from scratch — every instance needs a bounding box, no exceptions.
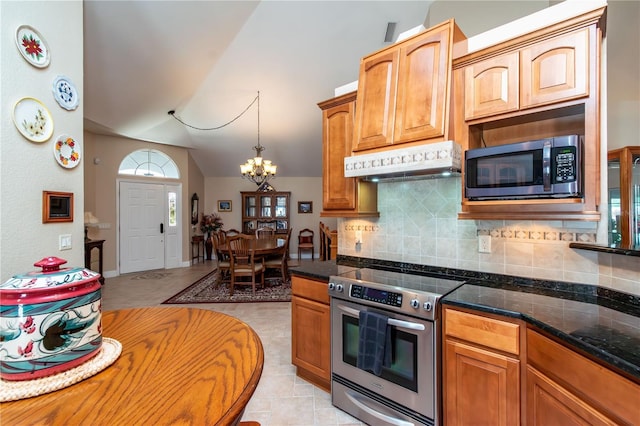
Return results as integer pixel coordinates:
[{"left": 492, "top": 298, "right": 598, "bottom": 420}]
[{"left": 344, "top": 140, "right": 462, "bottom": 181}]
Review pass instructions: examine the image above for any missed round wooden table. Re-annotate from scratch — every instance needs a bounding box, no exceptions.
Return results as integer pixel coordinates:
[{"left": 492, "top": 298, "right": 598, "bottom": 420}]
[
  {"left": 219, "top": 236, "right": 286, "bottom": 257},
  {"left": 1, "top": 307, "right": 264, "bottom": 425}
]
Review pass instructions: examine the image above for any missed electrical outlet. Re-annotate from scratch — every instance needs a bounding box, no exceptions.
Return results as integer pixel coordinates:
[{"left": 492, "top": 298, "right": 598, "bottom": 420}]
[
  {"left": 478, "top": 235, "right": 491, "bottom": 253},
  {"left": 355, "top": 230, "right": 363, "bottom": 244}
]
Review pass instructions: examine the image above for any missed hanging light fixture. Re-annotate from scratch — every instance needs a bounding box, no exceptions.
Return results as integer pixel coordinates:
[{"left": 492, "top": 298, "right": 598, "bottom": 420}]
[{"left": 240, "top": 91, "right": 277, "bottom": 185}]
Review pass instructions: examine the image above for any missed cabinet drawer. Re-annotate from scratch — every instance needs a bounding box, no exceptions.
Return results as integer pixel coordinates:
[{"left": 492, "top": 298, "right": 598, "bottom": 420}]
[
  {"left": 527, "top": 329, "right": 639, "bottom": 425},
  {"left": 444, "top": 308, "right": 520, "bottom": 355},
  {"left": 291, "top": 276, "right": 329, "bottom": 304}
]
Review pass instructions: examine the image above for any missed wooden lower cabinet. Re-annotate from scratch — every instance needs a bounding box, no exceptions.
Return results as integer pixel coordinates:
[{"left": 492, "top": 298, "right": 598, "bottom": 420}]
[
  {"left": 444, "top": 340, "right": 520, "bottom": 426},
  {"left": 527, "top": 329, "right": 639, "bottom": 426},
  {"left": 526, "top": 365, "right": 617, "bottom": 426},
  {"left": 443, "top": 308, "right": 522, "bottom": 426},
  {"left": 291, "top": 275, "right": 331, "bottom": 391}
]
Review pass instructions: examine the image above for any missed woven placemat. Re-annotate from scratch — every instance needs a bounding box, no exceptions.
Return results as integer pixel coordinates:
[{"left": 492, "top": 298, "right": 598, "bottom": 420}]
[{"left": 0, "top": 337, "right": 122, "bottom": 402}]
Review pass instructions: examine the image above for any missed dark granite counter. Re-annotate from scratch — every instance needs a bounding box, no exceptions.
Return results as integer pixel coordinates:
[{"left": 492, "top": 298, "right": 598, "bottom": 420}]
[
  {"left": 570, "top": 242, "right": 640, "bottom": 257},
  {"left": 289, "top": 260, "right": 359, "bottom": 282},
  {"left": 442, "top": 279, "right": 640, "bottom": 382}
]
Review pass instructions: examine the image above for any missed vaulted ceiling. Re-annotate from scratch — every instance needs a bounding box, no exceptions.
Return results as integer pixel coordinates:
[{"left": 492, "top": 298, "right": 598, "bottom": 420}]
[{"left": 83, "top": 1, "right": 434, "bottom": 178}]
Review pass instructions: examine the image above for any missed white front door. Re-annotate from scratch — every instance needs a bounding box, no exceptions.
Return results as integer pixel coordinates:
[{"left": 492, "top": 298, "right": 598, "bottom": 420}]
[{"left": 119, "top": 181, "right": 177, "bottom": 274}]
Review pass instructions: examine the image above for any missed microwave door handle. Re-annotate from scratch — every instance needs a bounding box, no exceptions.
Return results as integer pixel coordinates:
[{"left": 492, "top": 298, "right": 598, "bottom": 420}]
[
  {"left": 543, "top": 140, "right": 552, "bottom": 191},
  {"left": 337, "top": 304, "right": 426, "bottom": 331}
]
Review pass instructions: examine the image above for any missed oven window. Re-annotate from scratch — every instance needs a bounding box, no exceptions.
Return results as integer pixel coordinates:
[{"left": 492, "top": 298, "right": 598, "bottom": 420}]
[{"left": 342, "top": 315, "right": 418, "bottom": 392}]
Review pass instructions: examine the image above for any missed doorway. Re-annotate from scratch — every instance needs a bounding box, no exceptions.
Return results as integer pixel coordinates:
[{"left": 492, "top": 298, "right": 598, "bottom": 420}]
[{"left": 119, "top": 181, "right": 182, "bottom": 274}]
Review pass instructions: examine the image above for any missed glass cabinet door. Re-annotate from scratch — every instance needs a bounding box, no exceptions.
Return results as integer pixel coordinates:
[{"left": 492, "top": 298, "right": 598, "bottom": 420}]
[
  {"left": 607, "top": 146, "right": 640, "bottom": 247},
  {"left": 245, "top": 196, "right": 257, "bottom": 218},
  {"left": 275, "top": 196, "right": 288, "bottom": 218},
  {"left": 260, "top": 195, "right": 272, "bottom": 218}
]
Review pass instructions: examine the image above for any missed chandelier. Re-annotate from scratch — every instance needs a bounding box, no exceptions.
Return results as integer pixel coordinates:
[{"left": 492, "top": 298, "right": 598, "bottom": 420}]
[{"left": 240, "top": 91, "right": 277, "bottom": 185}]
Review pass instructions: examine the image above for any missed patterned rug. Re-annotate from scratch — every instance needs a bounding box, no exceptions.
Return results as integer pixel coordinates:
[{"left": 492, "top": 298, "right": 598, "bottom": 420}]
[{"left": 162, "top": 269, "right": 291, "bottom": 304}]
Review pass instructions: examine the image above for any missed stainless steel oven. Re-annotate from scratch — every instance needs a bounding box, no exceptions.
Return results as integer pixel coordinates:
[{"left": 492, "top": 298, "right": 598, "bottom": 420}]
[{"left": 328, "top": 269, "right": 464, "bottom": 426}]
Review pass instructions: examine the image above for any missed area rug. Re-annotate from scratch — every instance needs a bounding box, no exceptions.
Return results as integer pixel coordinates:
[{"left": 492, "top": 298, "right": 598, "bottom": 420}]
[{"left": 162, "top": 269, "right": 291, "bottom": 304}]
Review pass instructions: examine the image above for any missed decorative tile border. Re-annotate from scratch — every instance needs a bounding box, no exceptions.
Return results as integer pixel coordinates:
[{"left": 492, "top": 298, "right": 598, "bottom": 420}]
[
  {"left": 344, "top": 140, "right": 462, "bottom": 178},
  {"left": 478, "top": 228, "right": 596, "bottom": 243}
]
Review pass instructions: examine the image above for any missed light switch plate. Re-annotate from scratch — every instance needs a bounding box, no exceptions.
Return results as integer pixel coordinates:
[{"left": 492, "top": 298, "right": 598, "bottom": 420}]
[{"left": 59, "top": 234, "right": 72, "bottom": 250}]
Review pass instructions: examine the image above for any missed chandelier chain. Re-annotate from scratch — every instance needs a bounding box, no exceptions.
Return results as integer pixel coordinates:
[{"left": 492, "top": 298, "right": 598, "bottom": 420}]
[{"left": 168, "top": 93, "right": 259, "bottom": 131}]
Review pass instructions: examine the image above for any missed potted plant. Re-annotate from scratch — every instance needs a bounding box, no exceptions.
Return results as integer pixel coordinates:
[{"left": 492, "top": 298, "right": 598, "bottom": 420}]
[{"left": 200, "top": 213, "right": 223, "bottom": 259}]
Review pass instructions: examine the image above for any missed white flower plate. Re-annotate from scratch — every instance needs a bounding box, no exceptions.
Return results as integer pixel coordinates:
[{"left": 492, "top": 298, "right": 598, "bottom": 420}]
[
  {"left": 52, "top": 75, "right": 79, "bottom": 111},
  {"left": 54, "top": 134, "right": 81, "bottom": 168},
  {"left": 15, "top": 25, "right": 50, "bottom": 68},
  {"left": 12, "top": 97, "right": 54, "bottom": 143}
]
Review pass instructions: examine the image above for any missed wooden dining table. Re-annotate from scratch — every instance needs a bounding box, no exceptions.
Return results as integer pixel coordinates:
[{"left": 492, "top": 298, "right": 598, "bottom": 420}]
[
  {"left": 1, "top": 307, "right": 264, "bottom": 426},
  {"left": 219, "top": 235, "right": 287, "bottom": 257}
]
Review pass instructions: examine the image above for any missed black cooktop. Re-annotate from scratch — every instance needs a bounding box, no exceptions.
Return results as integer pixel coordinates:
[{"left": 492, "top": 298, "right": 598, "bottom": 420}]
[{"left": 338, "top": 268, "right": 465, "bottom": 296}]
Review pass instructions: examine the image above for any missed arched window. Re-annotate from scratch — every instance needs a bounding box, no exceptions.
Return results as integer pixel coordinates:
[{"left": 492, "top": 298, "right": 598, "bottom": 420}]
[{"left": 118, "top": 149, "right": 179, "bottom": 178}]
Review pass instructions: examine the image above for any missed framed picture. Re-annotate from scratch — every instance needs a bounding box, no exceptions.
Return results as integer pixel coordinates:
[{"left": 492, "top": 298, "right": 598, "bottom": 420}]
[
  {"left": 218, "top": 200, "right": 232, "bottom": 212},
  {"left": 191, "top": 193, "right": 199, "bottom": 225},
  {"left": 298, "top": 201, "right": 313, "bottom": 214},
  {"left": 43, "top": 191, "right": 74, "bottom": 223}
]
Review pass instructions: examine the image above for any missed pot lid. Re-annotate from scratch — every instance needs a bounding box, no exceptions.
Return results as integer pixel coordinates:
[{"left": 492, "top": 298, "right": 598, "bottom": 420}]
[{"left": 0, "top": 256, "right": 100, "bottom": 290}]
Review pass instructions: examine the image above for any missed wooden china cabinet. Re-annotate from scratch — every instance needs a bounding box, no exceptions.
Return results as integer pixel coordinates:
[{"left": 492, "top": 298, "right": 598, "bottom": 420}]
[{"left": 241, "top": 191, "right": 290, "bottom": 234}]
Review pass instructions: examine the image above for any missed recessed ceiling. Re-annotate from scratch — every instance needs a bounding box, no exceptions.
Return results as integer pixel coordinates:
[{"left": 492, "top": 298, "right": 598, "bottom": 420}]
[{"left": 83, "top": 0, "right": 434, "bottom": 177}]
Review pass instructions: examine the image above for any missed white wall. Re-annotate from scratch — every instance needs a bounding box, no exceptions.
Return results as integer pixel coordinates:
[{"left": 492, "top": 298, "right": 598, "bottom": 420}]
[{"left": 1, "top": 1, "right": 84, "bottom": 281}]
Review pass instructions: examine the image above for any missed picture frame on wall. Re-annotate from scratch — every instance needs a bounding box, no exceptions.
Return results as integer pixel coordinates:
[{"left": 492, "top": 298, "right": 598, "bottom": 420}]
[
  {"left": 43, "top": 191, "right": 73, "bottom": 223},
  {"left": 298, "top": 201, "right": 312, "bottom": 214},
  {"left": 218, "top": 200, "right": 232, "bottom": 212}
]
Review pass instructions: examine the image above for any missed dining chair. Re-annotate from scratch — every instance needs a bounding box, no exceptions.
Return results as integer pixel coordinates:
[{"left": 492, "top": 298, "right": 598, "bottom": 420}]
[
  {"left": 255, "top": 226, "right": 275, "bottom": 239},
  {"left": 211, "top": 231, "right": 230, "bottom": 283},
  {"left": 264, "top": 228, "right": 292, "bottom": 282},
  {"left": 298, "top": 228, "right": 314, "bottom": 260},
  {"left": 225, "top": 228, "right": 241, "bottom": 236},
  {"left": 227, "top": 234, "right": 264, "bottom": 295}
]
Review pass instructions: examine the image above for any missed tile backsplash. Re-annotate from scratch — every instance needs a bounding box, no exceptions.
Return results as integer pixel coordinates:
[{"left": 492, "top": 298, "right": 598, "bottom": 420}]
[{"left": 338, "top": 178, "right": 640, "bottom": 296}]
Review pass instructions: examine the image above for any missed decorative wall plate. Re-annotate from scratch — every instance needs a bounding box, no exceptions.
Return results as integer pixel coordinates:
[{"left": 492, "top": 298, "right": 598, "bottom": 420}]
[
  {"left": 12, "top": 97, "right": 54, "bottom": 143},
  {"left": 54, "top": 135, "right": 81, "bottom": 168},
  {"left": 15, "top": 25, "right": 50, "bottom": 68},
  {"left": 52, "top": 75, "right": 79, "bottom": 110}
]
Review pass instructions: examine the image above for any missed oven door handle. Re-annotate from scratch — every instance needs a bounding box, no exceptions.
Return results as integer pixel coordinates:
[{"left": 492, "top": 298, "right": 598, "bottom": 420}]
[
  {"left": 344, "top": 389, "right": 415, "bottom": 426},
  {"left": 337, "top": 304, "right": 426, "bottom": 331}
]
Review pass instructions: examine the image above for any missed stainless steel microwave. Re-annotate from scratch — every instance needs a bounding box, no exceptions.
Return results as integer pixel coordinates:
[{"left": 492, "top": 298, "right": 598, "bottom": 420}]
[{"left": 465, "top": 135, "right": 583, "bottom": 200}]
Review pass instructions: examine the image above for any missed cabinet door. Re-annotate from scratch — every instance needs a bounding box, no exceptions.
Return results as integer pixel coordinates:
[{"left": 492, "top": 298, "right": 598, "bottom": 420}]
[
  {"left": 394, "top": 24, "right": 451, "bottom": 143},
  {"left": 464, "top": 52, "right": 519, "bottom": 120},
  {"left": 259, "top": 195, "right": 272, "bottom": 218},
  {"left": 322, "top": 100, "right": 357, "bottom": 210},
  {"left": 244, "top": 195, "right": 257, "bottom": 218},
  {"left": 291, "top": 295, "right": 331, "bottom": 382},
  {"left": 353, "top": 49, "right": 398, "bottom": 151},
  {"left": 520, "top": 28, "right": 589, "bottom": 108},
  {"left": 526, "top": 366, "right": 618, "bottom": 426},
  {"left": 444, "top": 340, "right": 520, "bottom": 426}
]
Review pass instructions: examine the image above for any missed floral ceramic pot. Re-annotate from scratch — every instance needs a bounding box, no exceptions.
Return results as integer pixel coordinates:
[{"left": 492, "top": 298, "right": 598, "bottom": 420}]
[{"left": 0, "top": 257, "right": 102, "bottom": 381}]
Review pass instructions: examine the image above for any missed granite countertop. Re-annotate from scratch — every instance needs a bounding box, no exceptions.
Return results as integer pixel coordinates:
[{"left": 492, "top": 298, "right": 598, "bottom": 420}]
[
  {"left": 442, "top": 279, "right": 640, "bottom": 382},
  {"left": 289, "top": 260, "right": 359, "bottom": 281}
]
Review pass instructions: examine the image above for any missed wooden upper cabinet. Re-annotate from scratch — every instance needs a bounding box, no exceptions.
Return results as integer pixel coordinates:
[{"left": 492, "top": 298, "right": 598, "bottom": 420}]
[
  {"left": 321, "top": 94, "right": 357, "bottom": 210},
  {"left": 352, "top": 50, "right": 398, "bottom": 151},
  {"left": 353, "top": 20, "right": 462, "bottom": 152},
  {"left": 394, "top": 24, "right": 451, "bottom": 143},
  {"left": 521, "top": 28, "right": 589, "bottom": 109},
  {"left": 464, "top": 52, "right": 519, "bottom": 120},
  {"left": 318, "top": 93, "right": 379, "bottom": 218}
]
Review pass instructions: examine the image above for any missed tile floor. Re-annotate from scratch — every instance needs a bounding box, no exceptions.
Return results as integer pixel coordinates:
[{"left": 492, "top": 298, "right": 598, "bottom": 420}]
[{"left": 101, "top": 261, "right": 364, "bottom": 426}]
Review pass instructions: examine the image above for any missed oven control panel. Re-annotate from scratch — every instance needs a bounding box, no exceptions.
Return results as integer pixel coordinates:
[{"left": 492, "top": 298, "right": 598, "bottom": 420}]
[{"left": 349, "top": 284, "right": 403, "bottom": 308}]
